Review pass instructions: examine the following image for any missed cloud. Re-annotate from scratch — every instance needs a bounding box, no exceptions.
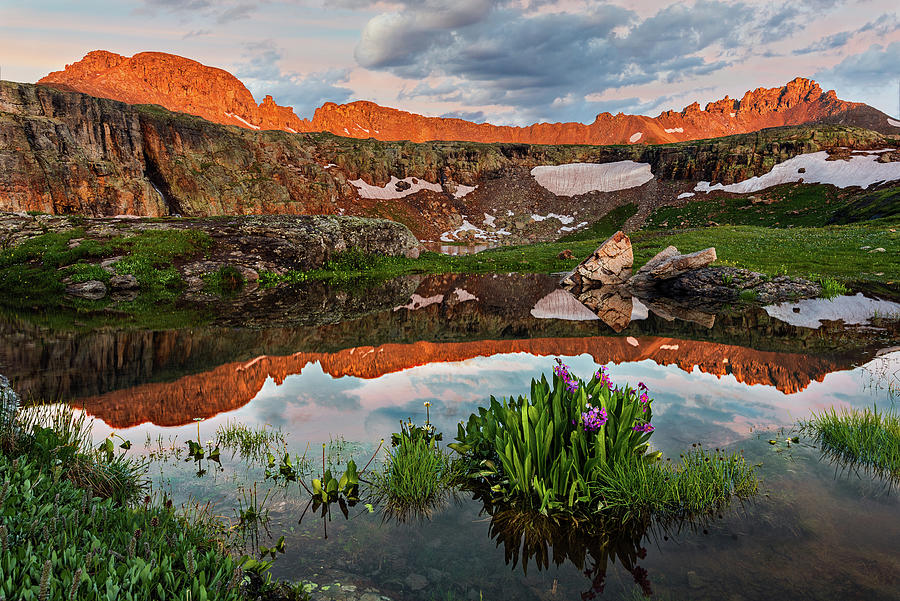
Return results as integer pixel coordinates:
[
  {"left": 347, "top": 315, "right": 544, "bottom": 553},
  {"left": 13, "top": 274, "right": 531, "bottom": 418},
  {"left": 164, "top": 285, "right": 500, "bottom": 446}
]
[
  {"left": 182, "top": 29, "right": 213, "bottom": 39},
  {"left": 140, "top": 0, "right": 257, "bottom": 23},
  {"left": 817, "top": 41, "right": 900, "bottom": 89},
  {"left": 235, "top": 41, "right": 354, "bottom": 117},
  {"left": 348, "top": 0, "right": 794, "bottom": 122}
]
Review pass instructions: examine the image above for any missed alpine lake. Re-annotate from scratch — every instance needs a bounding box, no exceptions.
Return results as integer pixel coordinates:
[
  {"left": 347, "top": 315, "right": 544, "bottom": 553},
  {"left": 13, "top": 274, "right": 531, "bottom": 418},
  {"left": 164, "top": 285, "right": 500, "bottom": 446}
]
[{"left": 3, "top": 272, "right": 899, "bottom": 601}]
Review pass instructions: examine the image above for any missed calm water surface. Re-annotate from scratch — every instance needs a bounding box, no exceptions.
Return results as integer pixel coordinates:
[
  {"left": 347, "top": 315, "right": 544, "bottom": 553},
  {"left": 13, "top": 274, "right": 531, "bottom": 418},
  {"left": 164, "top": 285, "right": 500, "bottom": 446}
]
[{"left": 2, "top": 274, "right": 899, "bottom": 600}]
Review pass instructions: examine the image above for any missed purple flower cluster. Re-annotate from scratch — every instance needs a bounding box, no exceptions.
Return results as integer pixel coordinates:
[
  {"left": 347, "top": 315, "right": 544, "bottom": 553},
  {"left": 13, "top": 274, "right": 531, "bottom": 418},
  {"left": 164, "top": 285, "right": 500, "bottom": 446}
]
[
  {"left": 581, "top": 403, "right": 608, "bottom": 432},
  {"left": 595, "top": 365, "right": 613, "bottom": 390},
  {"left": 632, "top": 422, "right": 655, "bottom": 433},
  {"left": 554, "top": 359, "right": 580, "bottom": 394}
]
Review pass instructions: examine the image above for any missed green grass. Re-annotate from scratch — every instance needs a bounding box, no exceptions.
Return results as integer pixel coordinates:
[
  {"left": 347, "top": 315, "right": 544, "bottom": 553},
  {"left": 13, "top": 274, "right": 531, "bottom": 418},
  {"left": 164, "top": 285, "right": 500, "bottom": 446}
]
[
  {"left": 0, "top": 401, "right": 307, "bottom": 600},
  {"left": 819, "top": 277, "right": 849, "bottom": 299},
  {"left": 202, "top": 265, "right": 246, "bottom": 295},
  {"left": 558, "top": 203, "right": 637, "bottom": 242},
  {"left": 643, "top": 184, "right": 846, "bottom": 229},
  {"left": 631, "top": 221, "right": 898, "bottom": 284},
  {"left": 799, "top": 407, "right": 900, "bottom": 480},
  {"left": 594, "top": 449, "right": 759, "bottom": 522},
  {"left": 370, "top": 435, "right": 459, "bottom": 521},
  {"left": 215, "top": 420, "right": 285, "bottom": 462}
]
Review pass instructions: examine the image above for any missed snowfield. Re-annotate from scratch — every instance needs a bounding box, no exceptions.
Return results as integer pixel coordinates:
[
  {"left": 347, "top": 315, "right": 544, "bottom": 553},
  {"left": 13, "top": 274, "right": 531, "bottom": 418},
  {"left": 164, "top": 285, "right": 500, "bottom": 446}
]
[
  {"left": 350, "top": 176, "right": 443, "bottom": 199},
  {"left": 694, "top": 151, "right": 900, "bottom": 194},
  {"left": 629, "top": 132, "right": 643, "bottom": 143},
  {"left": 531, "top": 290, "right": 600, "bottom": 321},
  {"left": 224, "top": 112, "right": 260, "bottom": 130},
  {"left": 531, "top": 161, "right": 654, "bottom": 196},
  {"left": 888, "top": 118, "right": 900, "bottom": 127},
  {"left": 664, "top": 127, "right": 684, "bottom": 133}
]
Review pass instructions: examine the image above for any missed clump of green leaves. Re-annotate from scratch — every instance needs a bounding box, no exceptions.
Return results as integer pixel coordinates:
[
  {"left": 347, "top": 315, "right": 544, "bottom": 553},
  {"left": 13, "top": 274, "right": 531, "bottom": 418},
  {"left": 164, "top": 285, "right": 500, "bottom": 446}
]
[
  {"left": 452, "top": 362, "right": 758, "bottom": 521},
  {"left": 451, "top": 362, "right": 656, "bottom": 515},
  {"left": 203, "top": 265, "right": 245, "bottom": 294},
  {"left": 818, "top": 276, "right": 849, "bottom": 299},
  {"left": 372, "top": 415, "right": 459, "bottom": 521},
  {"left": 215, "top": 420, "right": 285, "bottom": 462},
  {"left": 799, "top": 406, "right": 900, "bottom": 481}
]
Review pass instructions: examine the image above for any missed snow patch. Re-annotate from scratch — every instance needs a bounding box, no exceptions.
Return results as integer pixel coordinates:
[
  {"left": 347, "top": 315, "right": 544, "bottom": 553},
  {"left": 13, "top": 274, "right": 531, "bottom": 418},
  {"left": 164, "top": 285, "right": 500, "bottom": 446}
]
[
  {"left": 558, "top": 221, "right": 588, "bottom": 232},
  {"left": 626, "top": 336, "right": 639, "bottom": 347},
  {"left": 631, "top": 298, "right": 649, "bottom": 321},
  {"left": 664, "top": 127, "right": 684, "bottom": 133},
  {"left": 629, "top": 132, "right": 643, "bottom": 143},
  {"left": 531, "top": 212, "right": 575, "bottom": 224},
  {"left": 677, "top": 192, "right": 695, "bottom": 199},
  {"left": 764, "top": 293, "right": 900, "bottom": 329},
  {"left": 730, "top": 112, "right": 736, "bottom": 117},
  {"left": 394, "top": 294, "right": 444, "bottom": 312},
  {"left": 483, "top": 213, "right": 496, "bottom": 227},
  {"left": 285, "top": 127, "right": 297, "bottom": 134},
  {"left": 440, "top": 217, "right": 512, "bottom": 243},
  {"left": 454, "top": 184, "right": 477, "bottom": 199},
  {"left": 350, "top": 176, "right": 442, "bottom": 199},
  {"left": 323, "top": 163, "right": 337, "bottom": 169},
  {"left": 531, "top": 161, "right": 654, "bottom": 196},
  {"left": 343, "top": 128, "right": 350, "bottom": 135},
  {"left": 453, "top": 288, "right": 478, "bottom": 302},
  {"left": 888, "top": 118, "right": 900, "bottom": 127},
  {"left": 695, "top": 151, "right": 900, "bottom": 194},
  {"left": 224, "top": 112, "right": 260, "bottom": 130},
  {"left": 659, "top": 344, "right": 680, "bottom": 351}
]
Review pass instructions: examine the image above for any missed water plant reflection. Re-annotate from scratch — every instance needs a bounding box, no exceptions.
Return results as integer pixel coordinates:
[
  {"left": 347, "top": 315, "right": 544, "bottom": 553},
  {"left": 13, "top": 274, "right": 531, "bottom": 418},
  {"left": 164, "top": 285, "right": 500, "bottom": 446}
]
[{"left": 481, "top": 500, "right": 654, "bottom": 599}]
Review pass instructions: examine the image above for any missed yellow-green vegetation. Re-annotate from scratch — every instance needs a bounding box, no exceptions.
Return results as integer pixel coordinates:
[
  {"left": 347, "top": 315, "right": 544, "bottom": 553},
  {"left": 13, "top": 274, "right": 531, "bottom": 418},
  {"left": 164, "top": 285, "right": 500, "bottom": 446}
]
[
  {"left": 371, "top": 418, "right": 460, "bottom": 520},
  {"left": 0, "top": 404, "right": 307, "bottom": 601},
  {"left": 261, "top": 220, "right": 898, "bottom": 288},
  {"left": 799, "top": 407, "right": 900, "bottom": 481}
]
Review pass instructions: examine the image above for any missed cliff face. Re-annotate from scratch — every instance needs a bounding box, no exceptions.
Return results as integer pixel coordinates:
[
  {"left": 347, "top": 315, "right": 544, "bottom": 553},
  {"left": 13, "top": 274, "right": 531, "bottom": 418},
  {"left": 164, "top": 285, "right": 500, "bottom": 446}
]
[
  {"left": 0, "top": 79, "right": 892, "bottom": 240},
  {"left": 38, "top": 51, "right": 897, "bottom": 143}
]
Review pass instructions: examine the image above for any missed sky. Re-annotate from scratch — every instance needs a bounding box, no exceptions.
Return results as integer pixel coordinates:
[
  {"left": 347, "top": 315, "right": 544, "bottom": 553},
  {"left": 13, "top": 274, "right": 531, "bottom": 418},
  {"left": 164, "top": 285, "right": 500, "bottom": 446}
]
[{"left": 0, "top": 0, "right": 898, "bottom": 126}]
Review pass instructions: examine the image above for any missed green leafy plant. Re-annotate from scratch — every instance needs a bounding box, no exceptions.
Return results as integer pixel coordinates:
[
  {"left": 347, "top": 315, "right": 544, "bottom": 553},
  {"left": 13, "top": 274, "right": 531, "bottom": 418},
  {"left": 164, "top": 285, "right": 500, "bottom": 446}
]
[{"left": 451, "top": 361, "right": 657, "bottom": 515}]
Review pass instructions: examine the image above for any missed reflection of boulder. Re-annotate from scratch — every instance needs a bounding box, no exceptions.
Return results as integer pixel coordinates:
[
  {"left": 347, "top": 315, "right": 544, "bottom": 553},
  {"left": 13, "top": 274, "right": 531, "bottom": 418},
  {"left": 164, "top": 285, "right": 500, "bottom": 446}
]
[
  {"left": 640, "top": 296, "right": 717, "bottom": 329},
  {"left": 576, "top": 286, "right": 634, "bottom": 332},
  {"left": 562, "top": 231, "right": 633, "bottom": 288}
]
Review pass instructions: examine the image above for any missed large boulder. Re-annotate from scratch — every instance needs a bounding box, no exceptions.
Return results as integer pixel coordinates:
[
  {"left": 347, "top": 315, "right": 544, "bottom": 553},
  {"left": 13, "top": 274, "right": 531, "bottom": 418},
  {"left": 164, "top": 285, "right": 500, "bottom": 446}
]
[
  {"left": 562, "top": 231, "right": 633, "bottom": 288},
  {"left": 628, "top": 247, "right": 716, "bottom": 289},
  {"left": 66, "top": 280, "right": 108, "bottom": 300},
  {"left": 574, "top": 286, "right": 634, "bottom": 332}
]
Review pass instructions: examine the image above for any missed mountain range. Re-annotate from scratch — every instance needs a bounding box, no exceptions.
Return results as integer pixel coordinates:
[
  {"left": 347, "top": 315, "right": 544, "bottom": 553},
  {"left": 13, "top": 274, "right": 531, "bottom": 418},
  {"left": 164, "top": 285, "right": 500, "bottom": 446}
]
[{"left": 38, "top": 50, "right": 899, "bottom": 145}]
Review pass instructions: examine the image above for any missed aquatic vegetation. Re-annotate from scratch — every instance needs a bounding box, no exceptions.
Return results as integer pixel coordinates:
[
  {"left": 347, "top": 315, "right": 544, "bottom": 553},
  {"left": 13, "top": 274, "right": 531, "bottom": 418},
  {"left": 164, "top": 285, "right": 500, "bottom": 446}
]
[
  {"left": 451, "top": 361, "right": 657, "bottom": 515},
  {"left": 452, "top": 361, "right": 758, "bottom": 520},
  {"left": 799, "top": 406, "right": 900, "bottom": 480},
  {"left": 203, "top": 265, "right": 246, "bottom": 294},
  {"left": 594, "top": 448, "right": 759, "bottom": 522},
  {"left": 215, "top": 420, "right": 285, "bottom": 462},
  {"left": 372, "top": 419, "right": 459, "bottom": 521}
]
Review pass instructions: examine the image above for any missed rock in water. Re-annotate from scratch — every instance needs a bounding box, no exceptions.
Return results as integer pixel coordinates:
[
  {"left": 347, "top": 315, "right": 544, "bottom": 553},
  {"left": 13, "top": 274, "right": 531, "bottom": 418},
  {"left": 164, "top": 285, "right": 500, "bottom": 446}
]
[
  {"left": 628, "top": 247, "right": 716, "bottom": 288},
  {"left": 562, "top": 231, "right": 633, "bottom": 287},
  {"left": 66, "top": 280, "right": 108, "bottom": 300}
]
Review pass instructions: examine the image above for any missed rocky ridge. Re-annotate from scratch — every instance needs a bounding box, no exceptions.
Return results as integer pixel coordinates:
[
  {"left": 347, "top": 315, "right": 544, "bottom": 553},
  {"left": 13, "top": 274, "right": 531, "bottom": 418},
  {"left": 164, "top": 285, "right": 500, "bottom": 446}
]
[{"left": 38, "top": 51, "right": 900, "bottom": 143}]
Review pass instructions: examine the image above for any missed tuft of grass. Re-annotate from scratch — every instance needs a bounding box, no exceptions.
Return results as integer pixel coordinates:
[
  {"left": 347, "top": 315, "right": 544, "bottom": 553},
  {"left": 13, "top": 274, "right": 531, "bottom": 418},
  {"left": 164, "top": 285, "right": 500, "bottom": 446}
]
[
  {"left": 738, "top": 289, "right": 759, "bottom": 303},
  {"left": 203, "top": 265, "right": 245, "bottom": 295},
  {"left": 215, "top": 420, "right": 285, "bottom": 461},
  {"left": 799, "top": 406, "right": 900, "bottom": 480},
  {"left": 370, "top": 435, "right": 459, "bottom": 521},
  {"left": 819, "top": 276, "right": 849, "bottom": 299},
  {"left": 594, "top": 449, "right": 759, "bottom": 522}
]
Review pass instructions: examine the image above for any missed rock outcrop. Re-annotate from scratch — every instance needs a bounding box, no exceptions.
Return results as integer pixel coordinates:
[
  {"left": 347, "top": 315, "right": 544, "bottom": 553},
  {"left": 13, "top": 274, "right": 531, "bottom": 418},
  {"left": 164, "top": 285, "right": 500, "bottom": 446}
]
[
  {"left": 38, "top": 51, "right": 899, "bottom": 142},
  {"left": 0, "top": 213, "right": 421, "bottom": 296},
  {"left": 628, "top": 247, "right": 717, "bottom": 288},
  {"left": 562, "top": 231, "right": 633, "bottom": 287}
]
